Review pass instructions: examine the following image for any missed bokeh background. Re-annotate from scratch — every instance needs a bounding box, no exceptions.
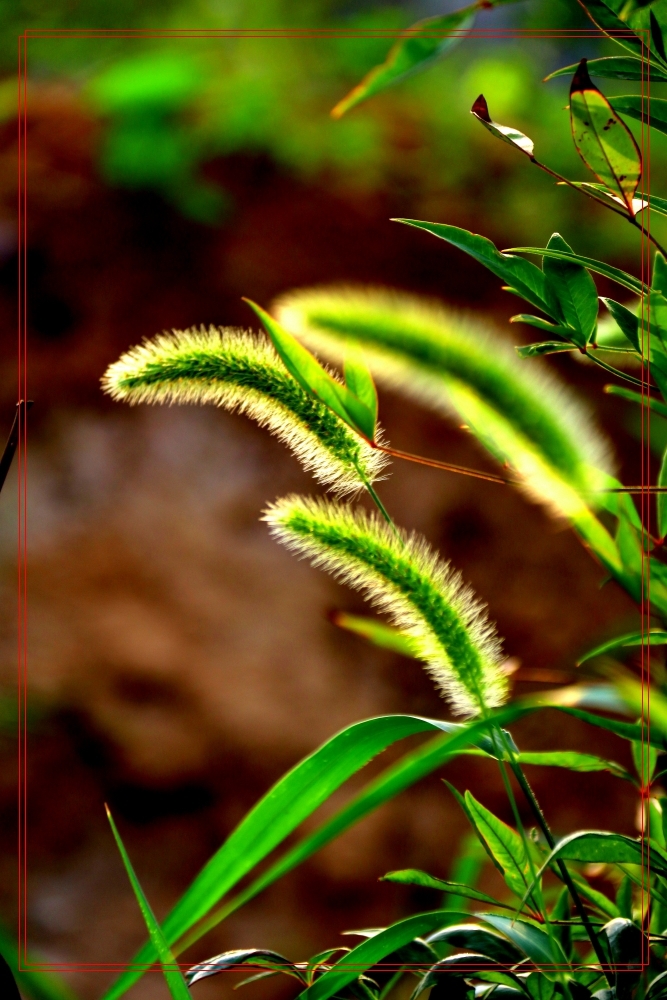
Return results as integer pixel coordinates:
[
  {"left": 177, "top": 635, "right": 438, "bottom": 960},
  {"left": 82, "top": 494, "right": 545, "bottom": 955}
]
[{"left": 0, "top": 1, "right": 663, "bottom": 998}]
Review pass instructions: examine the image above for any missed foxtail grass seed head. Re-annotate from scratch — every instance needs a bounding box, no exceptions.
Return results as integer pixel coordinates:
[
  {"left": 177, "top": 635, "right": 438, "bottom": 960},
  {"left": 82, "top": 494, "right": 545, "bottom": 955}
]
[
  {"left": 264, "top": 494, "right": 508, "bottom": 717},
  {"left": 274, "top": 286, "right": 614, "bottom": 516},
  {"left": 102, "top": 327, "right": 388, "bottom": 497}
]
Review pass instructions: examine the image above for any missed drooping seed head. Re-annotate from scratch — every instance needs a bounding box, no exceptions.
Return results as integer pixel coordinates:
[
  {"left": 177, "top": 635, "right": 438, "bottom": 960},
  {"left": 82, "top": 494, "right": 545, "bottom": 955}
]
[
  {"left": 102, "top": 327, "right": 388, "bottom": 496},
  {"left": 264, "top": 494, "right": 508, "bottom": 717},
  {"left": 274, "top": 285, "right": 614, "bottom": 517}
]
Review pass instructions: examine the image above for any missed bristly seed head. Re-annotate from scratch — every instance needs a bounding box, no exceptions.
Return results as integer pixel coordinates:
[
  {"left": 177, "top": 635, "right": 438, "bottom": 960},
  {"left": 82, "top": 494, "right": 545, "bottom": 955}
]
[
  {"left": 102, "top": 326, "right": 388, "bottom": 497},
  {"left": 263, "top": 494, "right": 508, "bottom": 717}
]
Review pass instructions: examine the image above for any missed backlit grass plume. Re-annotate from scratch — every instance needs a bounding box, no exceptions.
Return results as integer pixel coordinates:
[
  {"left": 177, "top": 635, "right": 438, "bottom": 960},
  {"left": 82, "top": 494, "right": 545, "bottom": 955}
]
[
  {"left": 273, "top": 286, "right": 614, "bottom": 518},
  {"left": 264, "top": 494, "right": 508, "bottom": 717},
  {"left": 102, "top": 327, "right": 388, "bottom": 496}
]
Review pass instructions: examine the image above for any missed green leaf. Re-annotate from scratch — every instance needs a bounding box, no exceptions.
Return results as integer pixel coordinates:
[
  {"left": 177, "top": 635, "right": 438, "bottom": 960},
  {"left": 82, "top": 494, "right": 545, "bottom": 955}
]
[
  {"left": 331, "top": 7, "right": 476, "bottom": 118},
  {"left": 652, "top": 10, "right": 667, "bottom": 65},
  {"left": 616, "top": 876, "right": 633, "bottom": 919},
  {"left": 106, "top": 806, "right": 191, "bottom": 1000},
  {"left": 103, "top": 707, "right": 531, "bottom": 1000},
  {"left": 476, "top": 914, "right": 568, "bottom": 972},
  {"left": 521, "top": 831, "right": 667, "bottom": 912},
  {"left": 504, "top": 247, "right": 646, "bottom": 296},
  {"left": 393, "top": 220, "right": 553, "bottom": 315},
  {"left": 576, "top": 0, "right": 645, "bottom": 58},
  {"left": 510, "top": 315, "right": 572, "bottom": 338},
  {"left": 570, "top": 60, "right": 642, "bottom": 216},
  {"left": 546, "top": 56, "right": 667, "bottom": 82},
  {"left": 295, "top": 911, "right": 469, "bottom": 1000},
  {"left": 557, "top": 180, "right": 647, "bottom": 215},
  {"left": 516, "top": 750, "right": 631, "bottom": 780},
  {"left": 515, "top": 342, "right": 578, "bottom": 358},
  {"left": 470, "top": 94, "right": 534, "bottom": 157},
  {"left": 631, "top": 738, "right": 658, "bottom": 784},
  {"left": 604, "top": 384, "right": 667, "bottom": 419},
  {"left": 186, "top": 950, "right": 303, "bottom": 988},
  {"left": 332, "top": 612, "right": 420, "bottom": 657},
  {"left": 659, "top": 448, "right": 667, "bottom": 539},
  {"left": 578, "top": 629, "right": 667, "bottom": 664},
  {"left": 381, "top": 870, "right": 511, "bottom": 910},
  {"left": 344, "top": 350, "right": 378, "bottom": 437},
  {"left": 654, "top": 252, "right": 667, "bottom": 296},
  {"left": 611, "top": 95, "right": 667, "bottom": 137},
  {"left": 525, "top": 971, "right": 556, "bottom": 1000},
  {"left": 244, "top": 299, "right": 377, "bottom": 441},
  {"left": 542, "top": 234, "right": 598, "bottom": 345},
  {"left": 600, "top": 299, "right": 640, "bottom": 353},
  {"left": 426, "top": 924, "right": 523, "bottom": 964},
  {"left": 414, "top": 955, "right": 524, "bottom": 999},
  {"left": 463, "top": 791, "right": 531, "bottom": 899}
]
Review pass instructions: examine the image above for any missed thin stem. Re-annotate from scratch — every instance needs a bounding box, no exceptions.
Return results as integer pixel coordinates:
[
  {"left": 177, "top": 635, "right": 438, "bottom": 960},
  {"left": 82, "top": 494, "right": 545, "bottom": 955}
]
[
  {"left": 581, "top": 350, "right": 648, "bottom": 386},
  {"left": 508, "top": 756, "right": 612, "bottom": 981},
  {"left": 354, "top": 460, "right": 403, "bottom": 543},
  {"left": 531, "top": 156, "right": 667, "bottom": 259},
  {"left": 373, "top": 442, "right": 515, "bottom": 485}
]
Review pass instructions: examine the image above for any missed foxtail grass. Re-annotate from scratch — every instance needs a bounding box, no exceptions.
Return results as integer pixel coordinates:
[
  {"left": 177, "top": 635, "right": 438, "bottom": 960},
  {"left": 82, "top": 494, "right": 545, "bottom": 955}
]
[
  {"left": 264, "top": 494, "right": 508, "bottom": 717},
  {"left": 102, "top": 327, "right": 388, "bottom": 497},
  {"left": 273, "top": 286, "right": 614, "bottom": 517}
]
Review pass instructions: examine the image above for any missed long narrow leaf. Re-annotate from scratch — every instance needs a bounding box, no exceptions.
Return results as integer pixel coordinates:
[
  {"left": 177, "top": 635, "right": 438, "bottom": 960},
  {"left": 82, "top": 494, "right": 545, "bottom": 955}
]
[
  {"left": 505, "top": 248, "right": 646, "bottom": 295},
  {"left": 546, "top": 56, "right": 667, "bottom": 82},
  {"left": 578, "top": 629, "right": 667, "bottom": 664},
  {"left": 102, "top": 712, "right": 519, "bottom": 1000},
  {"left": 295, "top": 911, "right": 468, "bottom": 1000},
  {"left": 106, "top": 807, "right": 191, "bottom": 1000},
  {"left": 611, "top": 95, "right": 667, "bottom": 137},
  {"left": 331, "top": 7, "right": 476, "bottom": 118}
]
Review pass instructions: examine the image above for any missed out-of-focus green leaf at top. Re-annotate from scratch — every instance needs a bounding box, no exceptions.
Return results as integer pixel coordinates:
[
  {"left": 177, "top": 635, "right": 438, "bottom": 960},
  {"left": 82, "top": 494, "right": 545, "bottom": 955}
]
[
  {"left": 545, "top": 56, "right": 667, "bottom": 83},
  {"left": 470, "top": 94, "right": 534, "bottom": 158},
  {"left": 611, "top": 95, "right": 667, "bottom": 137},
  {"left": 570, "top": 59, "right": 642, "bottom": 217},
  {"left": 330, "top": 6, "right": 477, "bottom": 119},
  {"left": 331, "top": 612, "right": 420, "bottom": 658},
  {"left": 87, "top": 52, "right": 202, "bottom": 113}
]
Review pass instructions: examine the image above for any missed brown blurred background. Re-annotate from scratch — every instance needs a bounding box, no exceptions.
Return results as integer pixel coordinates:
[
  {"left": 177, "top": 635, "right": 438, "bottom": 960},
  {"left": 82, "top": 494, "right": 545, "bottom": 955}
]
[{"left": 0, "top": 4, "right": 661, "bottom": 998}]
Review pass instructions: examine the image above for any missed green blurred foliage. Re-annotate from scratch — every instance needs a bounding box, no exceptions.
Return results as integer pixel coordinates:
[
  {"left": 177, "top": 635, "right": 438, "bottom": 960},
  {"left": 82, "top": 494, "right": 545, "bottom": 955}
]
[{"left": 2, "top": 0, "right": 665, "bottom": 250}]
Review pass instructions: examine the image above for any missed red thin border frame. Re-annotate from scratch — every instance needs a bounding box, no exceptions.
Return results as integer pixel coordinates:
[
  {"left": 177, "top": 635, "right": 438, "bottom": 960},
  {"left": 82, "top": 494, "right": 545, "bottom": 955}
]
[{"left": 15, "top": 25, "right": 653, "bottom": 978}]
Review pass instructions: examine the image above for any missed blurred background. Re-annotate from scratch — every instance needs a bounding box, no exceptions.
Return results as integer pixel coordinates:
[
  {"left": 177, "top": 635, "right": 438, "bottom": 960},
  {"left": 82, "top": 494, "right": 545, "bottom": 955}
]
[{"left": 0, "top": 0, "right": 662, "bottom": 997}]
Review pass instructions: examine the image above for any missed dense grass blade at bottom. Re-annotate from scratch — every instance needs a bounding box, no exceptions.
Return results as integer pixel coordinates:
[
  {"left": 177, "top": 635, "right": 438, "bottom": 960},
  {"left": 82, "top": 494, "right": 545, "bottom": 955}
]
[
  {"left": 173, "top": 713, "right": 530, "bottom": 954},
  {"left": 104, "top": 692, "right": 648, "bottom": 998},
  {"left": 102, "top": 712, "right": 520, "bottom": 1000},
  {"left": 106, "top": 807, "right": 191, "bottom": 1000}
]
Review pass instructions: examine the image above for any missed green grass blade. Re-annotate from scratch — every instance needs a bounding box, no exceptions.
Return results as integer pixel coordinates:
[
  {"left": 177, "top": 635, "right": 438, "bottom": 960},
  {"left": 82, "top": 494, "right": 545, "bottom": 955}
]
[
  {"left": 101, "top": 714, "right": 482, "bottom": 1000},
  {"left": 106, "top": 807, "right": 191, "bottom": 1000},
  {"left": 295, "top": 911, "right": 469, "bottom": 1000},
  {"left": 381, "top": 870, "right": 510, "bottom": 909},
  {"left": 577, "top": 629, "right": 667, "bottom": 664}
]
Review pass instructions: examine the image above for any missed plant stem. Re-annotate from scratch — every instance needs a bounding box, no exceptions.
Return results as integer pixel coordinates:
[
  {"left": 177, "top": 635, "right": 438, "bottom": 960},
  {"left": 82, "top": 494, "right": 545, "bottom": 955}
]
[
  {"left": 507, "top": 755, "right": 612, "bottom": 981},
  {"left": 354, "top": 461, "right": 403, "bottom": 543},
  {"left": 531, "top": 156, "right": 667, "bottom": 259}
]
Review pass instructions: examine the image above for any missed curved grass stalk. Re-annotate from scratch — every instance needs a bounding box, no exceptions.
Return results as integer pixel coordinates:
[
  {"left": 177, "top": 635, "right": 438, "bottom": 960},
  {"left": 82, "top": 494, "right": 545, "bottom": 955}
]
[
  {"left": 273, "top": 286, "right": 614, "bottom": 519},
  {"left": 102, "top": 326, "right": 388, "bottom": 497},
  {"left": 263, "top": 494, "right": 508, "bottom": 717}
]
